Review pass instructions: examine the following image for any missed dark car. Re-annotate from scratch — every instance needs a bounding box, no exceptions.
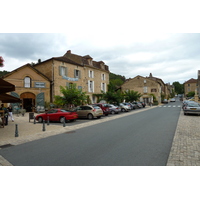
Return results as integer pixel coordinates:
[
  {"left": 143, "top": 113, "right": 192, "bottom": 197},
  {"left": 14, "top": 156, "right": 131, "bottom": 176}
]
[
  {"left": 35, "top": 108, "right": 78, "bottom": 123},
  {"left": 162, "top": 99, "right": 168, "bottom": 104},
  {"left": 140, "top": 102, "right": 146, "bottom": 108},
  {"left": 92, "top": 103, "right": 110, "bottom": 116},
  {"left": 132, "top": 102, "right": 142, "bottom": 108}
]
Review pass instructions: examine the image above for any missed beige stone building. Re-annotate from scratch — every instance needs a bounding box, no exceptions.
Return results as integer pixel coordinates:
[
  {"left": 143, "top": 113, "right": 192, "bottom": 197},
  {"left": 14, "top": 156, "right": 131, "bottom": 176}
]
[
  {"left": 34, "top": 50, "right": 110, "bottom": 103},
  {"left": 184, "top": 78, "right": 197, "bottom": 96},
  {"left": 121, "top": 73, "right": 172, "bottom": 104},
  {"left": 2, "top": 64, "right": 51, "bottom": 112}
]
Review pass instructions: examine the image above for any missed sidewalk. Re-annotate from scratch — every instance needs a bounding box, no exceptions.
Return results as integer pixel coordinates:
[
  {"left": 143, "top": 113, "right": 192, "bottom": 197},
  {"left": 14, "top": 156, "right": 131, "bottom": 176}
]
[{"left": 1, "top": 106, "right": 200, "bottom": 166}]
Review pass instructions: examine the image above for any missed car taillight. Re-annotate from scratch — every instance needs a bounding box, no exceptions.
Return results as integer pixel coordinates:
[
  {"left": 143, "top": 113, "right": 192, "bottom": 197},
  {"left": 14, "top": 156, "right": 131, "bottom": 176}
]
[{"left": 93, "top": 109, "right": 96, "bottom": 112}]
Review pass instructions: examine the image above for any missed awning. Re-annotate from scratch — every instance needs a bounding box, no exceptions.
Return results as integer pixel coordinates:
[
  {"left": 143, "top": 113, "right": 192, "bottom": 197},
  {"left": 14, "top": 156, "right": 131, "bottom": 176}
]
[
  {"left": 0, "top": 93, "right": 21, "bottom": 103},
  {"left": 0, "top": 78, "right": 15, "bottom": 94}
]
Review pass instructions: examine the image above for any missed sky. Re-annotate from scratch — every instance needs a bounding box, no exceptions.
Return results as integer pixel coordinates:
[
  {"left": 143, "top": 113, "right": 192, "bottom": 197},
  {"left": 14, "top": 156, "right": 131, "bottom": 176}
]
[{"left": 1, "top": 1, "right": 200, "bottom": 85}]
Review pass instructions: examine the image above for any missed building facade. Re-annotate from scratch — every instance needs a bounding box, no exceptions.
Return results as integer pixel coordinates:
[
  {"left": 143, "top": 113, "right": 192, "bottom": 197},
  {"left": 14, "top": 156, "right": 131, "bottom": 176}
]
[
  {"left": 33, "top": 50, "right": 110, "bottom": 103},
  {"left": 184, "top": 78, "right": 197, "bottom": 97},
  {"left": 121, "top": 73, "right": 172, "bottom": 104},
  {"left": 3, "top": 64, "right": 51, "bottom": 112}
]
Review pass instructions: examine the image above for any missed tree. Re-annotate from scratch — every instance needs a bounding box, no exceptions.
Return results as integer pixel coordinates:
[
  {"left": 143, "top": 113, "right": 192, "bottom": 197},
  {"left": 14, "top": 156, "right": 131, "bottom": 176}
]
[
  {"left": 54, "top": 84, "right": 87, "bottom": 108},
  {"left": 123, "top": 90, "right": 142, "bottom": 102},
  {"left": 102, "top": 90, "right": 123, "bottom": 105},
  {"left": 172, "top": 81, "right": 184, "bottom": 94},
  {"left": 187, "top": 91, "right": 195, "bottom": 97}
]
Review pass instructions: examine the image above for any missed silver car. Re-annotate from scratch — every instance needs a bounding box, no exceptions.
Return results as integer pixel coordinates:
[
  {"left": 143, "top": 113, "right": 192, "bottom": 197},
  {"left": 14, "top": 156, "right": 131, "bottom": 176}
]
[
  {"left": 183, "top": 102, "right": 200, "bottom": 115},
  {"left": 119, "top": 103, "right": 131, "bottom": 112}
]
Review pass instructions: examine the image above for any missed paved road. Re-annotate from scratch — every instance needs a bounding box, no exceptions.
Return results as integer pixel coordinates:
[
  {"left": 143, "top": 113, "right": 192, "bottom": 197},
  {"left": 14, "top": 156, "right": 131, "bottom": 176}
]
[{"left": 0, "top": 101, "right": 181, "bottom": 166}]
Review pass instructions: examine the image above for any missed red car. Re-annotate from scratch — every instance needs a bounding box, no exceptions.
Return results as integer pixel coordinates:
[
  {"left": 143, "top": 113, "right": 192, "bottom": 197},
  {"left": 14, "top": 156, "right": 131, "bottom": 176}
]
[
  {"left": 35, "top": 108, "right": 78, "bottom": 123},
  {"left": 92, "top": 103, "right": 110, "bottom": 116}
]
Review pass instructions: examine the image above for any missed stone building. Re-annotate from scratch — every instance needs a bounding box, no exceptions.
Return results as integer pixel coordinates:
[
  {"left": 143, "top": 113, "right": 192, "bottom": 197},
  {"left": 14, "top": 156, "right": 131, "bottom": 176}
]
[
  {"left": 121, "top": 73, "right": 172, "bottom": 104},
  {"left": 2, "top": 64, "right": 51, "bottom": 112},
  {"left": 184, "top": 78, "right": 197, "bottom": 97},
  {"left": 33, "top": 50, "right": 110, "bottom": 103}
]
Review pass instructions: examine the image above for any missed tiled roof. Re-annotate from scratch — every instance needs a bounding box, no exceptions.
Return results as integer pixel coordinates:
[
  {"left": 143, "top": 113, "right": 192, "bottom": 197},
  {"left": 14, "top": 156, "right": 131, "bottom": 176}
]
[{"left": 185, "top": 78, "right": 197, "bottom": 84}]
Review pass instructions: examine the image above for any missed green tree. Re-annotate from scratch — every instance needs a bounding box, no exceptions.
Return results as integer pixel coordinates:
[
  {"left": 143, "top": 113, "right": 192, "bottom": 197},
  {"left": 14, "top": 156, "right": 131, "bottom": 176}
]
[
  {"left": 187, "top": 91, "right": 195, "bottom": 97},
  {"left": 123, "top": 90, "right": 142, "bottom": 102},
  {"left": 172, "top": 81, "right": 184, "bottom": 94},
  {"left": 54, "top": 84, "right": 87, "bottom": 108},
  {"left": 102, "top": 90, "right": 123, "bottom": 105}
]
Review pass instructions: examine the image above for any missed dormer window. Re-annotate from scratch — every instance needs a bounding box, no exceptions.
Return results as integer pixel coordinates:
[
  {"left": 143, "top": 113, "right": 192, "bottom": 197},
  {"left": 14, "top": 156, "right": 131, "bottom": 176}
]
[{"left": 24, "top": 76, "right": 31, "bottom": 88}]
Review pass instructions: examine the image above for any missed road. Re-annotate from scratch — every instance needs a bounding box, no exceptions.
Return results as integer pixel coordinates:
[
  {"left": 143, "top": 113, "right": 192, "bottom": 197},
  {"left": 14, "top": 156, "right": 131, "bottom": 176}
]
[{"left": 0, "top": 100, "right": 182, "bottom": 166}]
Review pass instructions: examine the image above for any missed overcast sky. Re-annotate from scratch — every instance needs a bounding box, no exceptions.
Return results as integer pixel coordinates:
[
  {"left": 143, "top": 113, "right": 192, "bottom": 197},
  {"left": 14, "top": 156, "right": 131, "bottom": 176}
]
[{"left": 1, "top": 0, "right": 200, "bottom": 84}]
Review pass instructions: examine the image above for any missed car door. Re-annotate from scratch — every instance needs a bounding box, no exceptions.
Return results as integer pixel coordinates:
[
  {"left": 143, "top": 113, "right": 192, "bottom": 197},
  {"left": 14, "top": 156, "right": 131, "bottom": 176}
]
[{"left": 47, "top": 109, "right": 58, "bottom": 121}]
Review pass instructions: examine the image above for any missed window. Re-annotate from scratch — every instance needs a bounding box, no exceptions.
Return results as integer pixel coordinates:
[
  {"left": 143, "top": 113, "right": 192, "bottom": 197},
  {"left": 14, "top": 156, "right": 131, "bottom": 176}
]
[
  {"left": 59, "top": 66, "right": 67, "bottom": 76},
  {"left": 143, "top": 86, "right": 148, "bottom": 93},
  {"left": 151, "top": 88, "right": 157, "bottom": 92},
  {"left": 101, "top": 83, "right": 106, "bottom": 92},
  {"left": 89, "top": 70, "right": 94, "bottom": 78},
  {"left": 188, "top": 84, "right": 190, "bottom": 86},
  {"left": 102, "top": 74, "right": 105, "bottom": 80},
  {"left": 88, "top": 80, "right": 94, "bottom": 92},
  {"left": 24, "top": 76, "right": 31, "bottom": 88},
  {"left": 74, "top": 69, "right": 81, "bottom": 78}
]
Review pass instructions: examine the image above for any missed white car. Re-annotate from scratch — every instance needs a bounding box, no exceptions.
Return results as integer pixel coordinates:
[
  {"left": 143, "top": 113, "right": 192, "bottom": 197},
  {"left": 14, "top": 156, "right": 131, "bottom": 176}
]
[
  {"left": 119, "top": 103, "right": 131, "bottom": 112},
  {"left": 170, "top": 98, "right": 176, "bottom": 102}
]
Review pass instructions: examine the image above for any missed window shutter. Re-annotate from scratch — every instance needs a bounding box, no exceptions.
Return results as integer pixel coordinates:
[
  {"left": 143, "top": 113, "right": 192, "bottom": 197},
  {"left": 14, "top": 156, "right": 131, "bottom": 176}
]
[
  {"left": 79, "top": 71, "right": 81, "bottom": 79},
  {"left": 66, "top": 82, "right": 69, "bottom": 88},
  {"left": 92, "top": 81, "right": 94, "bottom": 93},
  {"left": 65, "top": 67, "right": 68, "bottom": 76},
  {"left": 59, "top": 66, "right": 62, "bottom": 76},
  {"left": 88, "top": 80, "right": 90, "bottom": 92}
]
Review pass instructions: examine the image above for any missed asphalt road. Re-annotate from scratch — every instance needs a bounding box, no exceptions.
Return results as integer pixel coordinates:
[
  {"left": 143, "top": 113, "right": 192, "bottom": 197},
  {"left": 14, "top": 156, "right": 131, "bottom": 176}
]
[{"left": 0, "top": 101, "right": 182, "bottom": 166}]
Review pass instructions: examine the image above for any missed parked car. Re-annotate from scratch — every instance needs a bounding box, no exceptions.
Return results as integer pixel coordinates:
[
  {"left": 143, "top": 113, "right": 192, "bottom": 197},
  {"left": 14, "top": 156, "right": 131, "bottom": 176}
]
[
  {"left": 140, "top": 102, "right": 146, "bottom": 108},
  {"left": 183, "top": 102, "right": 200, "bottom": 115},
  {"left": 119, "top": 103, "right": 131, "bottom": 112},
  {"left": 35, "top": 108, "right": 78, "bottom": 123},
  {"left": 74, "top": 105, "right": 103, "bottom": 119},
  {"left": 123, "top": 102, "right": 136, "bottom": 110},
  {"left": 182, "top": 100, "right": 191, "bottom": 109},
  {"left": 108, "top": 104, "right": 120, "bottom": 114},
  {"left": 92, "top": 103, "right": 110, "bottom": 116},
  {"left": 170, "top": 98, "right": 176, "bottom": 102},
  {"left": 132, "top": 102, "right": 143, "bottom": 108},
  {"left": 162, "top": 99, "right": 168, "bottom": 104}
]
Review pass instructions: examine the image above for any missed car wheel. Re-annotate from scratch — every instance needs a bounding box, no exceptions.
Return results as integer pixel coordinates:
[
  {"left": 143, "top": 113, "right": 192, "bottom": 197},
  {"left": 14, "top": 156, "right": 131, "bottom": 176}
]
[
  {"left": 121, "top": 108, "right": 125, "bottom": 112},
  {"left": 184, "top": 112, "right": 187, "bottom": 115},
  {"left": 111, "top": 110, "right": 115, "bottom": 114},
  {"left": 38, "top": 117, "right": 43, "bottom": 123},
  {"left": 87, "top": 113, "right": 94, "bottom": 120},
  {"left": 59, "top": 117, "right": 66, "bottom": 123}
]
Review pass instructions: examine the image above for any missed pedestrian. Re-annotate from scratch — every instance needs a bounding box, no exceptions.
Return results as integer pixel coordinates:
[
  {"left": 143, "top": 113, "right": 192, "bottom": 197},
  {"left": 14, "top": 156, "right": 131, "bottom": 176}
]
[
  {"left": 7, "top": 105, "right": 14, "bottom": 122},
  {"left": 0, "top": 104, "right": 8, "bottom": 126}
]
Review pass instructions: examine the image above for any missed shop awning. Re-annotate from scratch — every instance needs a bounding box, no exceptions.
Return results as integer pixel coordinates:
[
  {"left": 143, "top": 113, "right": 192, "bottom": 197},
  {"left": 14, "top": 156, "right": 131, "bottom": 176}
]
[
  {"left": 0, "top": 93, "right": 21, "bottom": 103},
  {"left": 0, "top": 78, "right": 15, "bottom": 94}
]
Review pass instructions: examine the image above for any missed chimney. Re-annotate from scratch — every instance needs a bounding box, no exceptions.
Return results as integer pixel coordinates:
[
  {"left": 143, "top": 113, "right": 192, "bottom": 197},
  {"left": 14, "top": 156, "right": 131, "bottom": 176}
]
[{"left": 67, "top": 50, "right": 71, "bottom": 54}]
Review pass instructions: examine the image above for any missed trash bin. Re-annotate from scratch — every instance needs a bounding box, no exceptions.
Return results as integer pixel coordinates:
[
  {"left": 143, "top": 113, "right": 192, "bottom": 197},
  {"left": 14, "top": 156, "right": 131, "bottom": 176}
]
[{"left": 29, "top": 112, "right": 34, "bottom": 122}]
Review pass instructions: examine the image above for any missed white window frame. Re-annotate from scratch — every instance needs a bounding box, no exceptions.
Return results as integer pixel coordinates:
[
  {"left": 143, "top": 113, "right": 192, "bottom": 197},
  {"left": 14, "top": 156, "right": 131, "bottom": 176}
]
[
  {"left": 88, "top": 80, "right": 94, "bottom": 93},
  {"left": 24, "top": 77, "right": 31, "bottom": 88},
  {"left": 102, "top": 73, "right": 106, "bottom": 80},
  {"left": 143, "top": 86, "right": 148, "bottom": 93},
  {"left": 89, "top": 70, "right": 94, "bottom": 78}
]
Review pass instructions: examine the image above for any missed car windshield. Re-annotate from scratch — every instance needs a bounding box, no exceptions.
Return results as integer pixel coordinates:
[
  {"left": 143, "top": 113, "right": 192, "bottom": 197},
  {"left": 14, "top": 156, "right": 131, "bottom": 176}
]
[
  {"left": 188, "top": 103, "right": 200, "bottom": 107},
  {"left": 92, "top": 106, "right": 101, "bottom": 109}
]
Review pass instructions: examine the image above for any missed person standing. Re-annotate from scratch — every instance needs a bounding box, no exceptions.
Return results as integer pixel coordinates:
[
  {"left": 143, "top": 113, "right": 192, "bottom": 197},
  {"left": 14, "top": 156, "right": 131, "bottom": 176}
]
[
  {"left": 0, "top": 104, "right": 8, "bottom": 125},
  {"left": 7, "top": 105, "right": 14, "bottom": 122}
]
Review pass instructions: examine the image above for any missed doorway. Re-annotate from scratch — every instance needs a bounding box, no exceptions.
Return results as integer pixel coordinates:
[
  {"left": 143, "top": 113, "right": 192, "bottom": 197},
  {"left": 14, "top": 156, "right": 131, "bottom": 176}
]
[{"left": 20, "top": 92, "right": 36, "bottom": 112}]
